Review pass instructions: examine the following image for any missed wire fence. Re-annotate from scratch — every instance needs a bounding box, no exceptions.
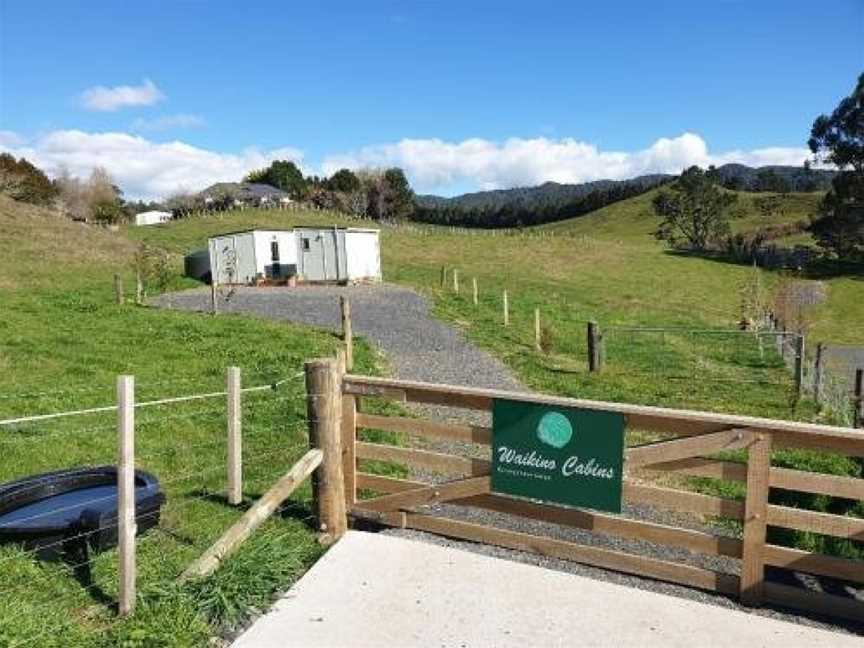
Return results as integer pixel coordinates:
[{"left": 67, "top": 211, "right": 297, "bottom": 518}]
[
  {"left": 0, "top": 367, "right": 316, "bottom": 646},
  {"left": 432, "top": 265, "right": 864, "bottom": 423}
]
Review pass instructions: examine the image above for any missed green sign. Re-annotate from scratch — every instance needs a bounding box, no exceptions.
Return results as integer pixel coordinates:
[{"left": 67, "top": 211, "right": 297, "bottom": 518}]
[{"left": 491, "top": 399, "right": 625, "bottom": 513}]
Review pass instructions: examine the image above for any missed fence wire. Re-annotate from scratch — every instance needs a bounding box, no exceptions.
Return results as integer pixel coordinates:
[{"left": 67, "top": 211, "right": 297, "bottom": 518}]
[{"left": 0, "top": 368, "right": 315, "bottom": 646}]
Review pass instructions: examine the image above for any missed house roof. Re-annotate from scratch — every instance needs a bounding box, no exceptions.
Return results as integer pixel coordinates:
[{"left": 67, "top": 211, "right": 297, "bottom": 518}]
[{"left": 199, "top": 182, "right": 289, "bottom": 201}]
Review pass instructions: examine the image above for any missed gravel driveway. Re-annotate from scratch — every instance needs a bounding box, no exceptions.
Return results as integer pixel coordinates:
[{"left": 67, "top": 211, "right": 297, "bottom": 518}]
[
  {"left": 153, "top": 284, "right": 523, "bottom": 396},
  {"left": 154, "top": 284, "right": 861, "bottom": 636}
]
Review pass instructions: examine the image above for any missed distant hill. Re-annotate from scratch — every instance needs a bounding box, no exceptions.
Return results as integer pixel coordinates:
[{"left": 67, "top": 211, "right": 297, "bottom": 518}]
[
  {"left": 414, "top": 175, "right": 671, "bottom": 228},
  {"left": 413, "top": 164, "right": 834, "bottom": 229},
  {"left": 416, "top": 174, "right": 671, "bottom": 211}
]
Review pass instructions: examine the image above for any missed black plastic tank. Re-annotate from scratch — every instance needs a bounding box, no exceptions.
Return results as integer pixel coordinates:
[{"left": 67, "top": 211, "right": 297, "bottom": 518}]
[
  {"left": 184, "top": 249, "right": 212, "bottom": 283},
  {"left": 0, "top": 466, "right": 165, "bottom": 558}
]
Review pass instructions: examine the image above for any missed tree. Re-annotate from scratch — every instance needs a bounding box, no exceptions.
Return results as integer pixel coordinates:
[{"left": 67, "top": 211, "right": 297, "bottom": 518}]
[
  {"left": 243, "top": 167, "right": 269, "bottom": 184},
  {"left": 381, "top": 168, "right": 415, "bottom": 220},
  {"left": 808, "top": 72, "right": 864, "bottom": 259},
  {"left": 652, "top": 166, "right": 738, "bottom": 251},
  {"left": 87, "top": 167, "right": 125, "bottom": 224},
  {"left": 753, "top": 169, "right": 791, "bottom": 193},
  {"left": 254, "top": 160, "right": 307, "bottom": 198},
  {"left": 327, "top": 168, "right": 361, "bottom": 193},
  {"left": 0, "top": 154, "right": 58, "bottom": 205}
]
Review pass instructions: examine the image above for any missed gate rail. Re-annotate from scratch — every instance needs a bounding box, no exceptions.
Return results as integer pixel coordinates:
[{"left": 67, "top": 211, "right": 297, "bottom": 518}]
[{"left": 324, "top": 370, "right": 864, "bottom": 622}]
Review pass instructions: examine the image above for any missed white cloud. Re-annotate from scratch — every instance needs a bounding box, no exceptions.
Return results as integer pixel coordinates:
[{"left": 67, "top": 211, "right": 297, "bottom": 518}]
[
  {"left": 80, "top": 79, "right": 165, "bottom": 112},
  {"left": 323, "top": 133, "right": 811, "bottom": 194},
  {"left": 0, "top": 130, "right": 25, "bottom": 147},
  {"left": 130, "top": 114, "right": 205, "bottom": 132},
  {"left": 0, "top": 130, "right": 303, "bottom": 199},
  {"left": 0, "top": 128, "right": 812, "bottom": 200}
]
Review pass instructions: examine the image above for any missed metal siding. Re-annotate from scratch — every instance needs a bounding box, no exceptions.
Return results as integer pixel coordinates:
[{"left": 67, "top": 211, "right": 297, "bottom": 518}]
[
  {"left": 208, "top": 227, "right": 379, "bottom": 284},
  {"left": 345, "top": 231, "right": 382, "bottom": 280},
  {"left": 234, "top": 234, "right": 257, "bottom": 283},
  {"left": 336, "top": 229, "right": 348, "bottom": 281},
  {"left": 210, "top": 233, "right": 257, "bottom": 284}
]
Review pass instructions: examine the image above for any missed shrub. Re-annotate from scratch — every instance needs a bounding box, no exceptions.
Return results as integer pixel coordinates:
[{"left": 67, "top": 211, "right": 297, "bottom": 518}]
[
  {"left": 0, "top": 153, "right": 58, "bottom": 205},
  {"left": 539, "top": 323, "right": 556, "bottom": 354},
  {"left": 134, "top": 244, "right": 172, "bottom": 294}
]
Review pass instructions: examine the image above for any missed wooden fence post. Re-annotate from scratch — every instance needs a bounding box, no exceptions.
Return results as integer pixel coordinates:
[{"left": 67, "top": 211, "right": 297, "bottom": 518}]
[
  {"left": 453, "top": 269, "right": 459, "bottom": 293},
  {"left": 472, "top": 278, "right": 478, "bottom": 306},
  {"left": 534, "top": 308, "right": 542, "bottom": 352},
  {"left": 227, "top": 366, "right": 242, "bottom": 505},
  {"left": 588, "top": 321, "right": 601, "bottom": 372},
  {"left": 117, "top": 375, "right": 136, "bottom": 616},
  {"left": 439, "top": 266, "right": 447, "bottom": 288},
  {"left": 135, "top": 271, "right": 143, "bottom": 306},
  {"left": 340, "top": 296, "right": 353, "bottom": 371},
  {"left": 210, "top": 281, "right": 218, "bottom": 314},
  {"left": 503, "top": 290, "right": 509, "bottom": 327},
  {"left": 740, "top": 432, "right": 772, "bottom": 606},
  {"left": 813, "top": 342, "right": 825, "bottom": 405},
  {"left": 855, "top": 369, "right": 863, "bottom": 429},
  {"left": 305, "top": 358, "right": 347, "bottom": 540},
  {"left": 114, "top": 274, "right": 124, "bottom": 305},
  {"left": 793, "top": 335, "right": 805, "bottom": 401},
  {"left": 338, "top": 357, "right": 357, "bottom": 508}
]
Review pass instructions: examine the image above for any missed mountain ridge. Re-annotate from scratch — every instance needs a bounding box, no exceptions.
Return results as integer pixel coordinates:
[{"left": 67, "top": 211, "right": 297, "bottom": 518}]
[{"left": 416, "top": 164, "right": 834, "bottom": 211}]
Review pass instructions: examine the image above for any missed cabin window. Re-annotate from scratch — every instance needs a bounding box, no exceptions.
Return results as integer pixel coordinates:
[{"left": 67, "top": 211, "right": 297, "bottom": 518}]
[
  {"left": 302, "top": 238, "right": 310, "bottom": 251},
  {"left": 271, "top": 241, "right": 280, "bottom": 261}
]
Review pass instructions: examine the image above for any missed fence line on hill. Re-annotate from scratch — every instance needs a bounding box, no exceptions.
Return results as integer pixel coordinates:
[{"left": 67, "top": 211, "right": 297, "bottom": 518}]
[
  {"left": 435, "top": 265, "right": 864, "bottom": 425},
  {"left": 0, "top": 365, "right": 331, "bottom": 643},
  {"left": 174, "top": 202, "right": 608, "bottom": 241}
]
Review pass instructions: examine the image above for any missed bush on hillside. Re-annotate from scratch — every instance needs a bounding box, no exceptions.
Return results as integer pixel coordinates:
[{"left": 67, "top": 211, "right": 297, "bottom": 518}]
[
  {"left": 0, "top": 153, "right": 58, "bottom": 206},
  {"left": 134, "top": 244, "right": 172, "bottom": 294},
  {"left": 55, "top": 167, "right": 126, "bottom": 223}
]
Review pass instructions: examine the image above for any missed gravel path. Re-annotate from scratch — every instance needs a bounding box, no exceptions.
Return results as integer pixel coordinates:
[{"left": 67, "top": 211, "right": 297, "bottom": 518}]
[
  {"left": 154, "top": 284, "right": 523, "bottom": 394},
  {"left": 154, "top": 284, "right": 862, "bottom": 636}
]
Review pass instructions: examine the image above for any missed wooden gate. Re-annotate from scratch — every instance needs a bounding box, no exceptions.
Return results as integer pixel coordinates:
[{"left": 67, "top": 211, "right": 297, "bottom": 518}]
[{"left": 330, "top": 371, "right": 864, "bottom": 623}]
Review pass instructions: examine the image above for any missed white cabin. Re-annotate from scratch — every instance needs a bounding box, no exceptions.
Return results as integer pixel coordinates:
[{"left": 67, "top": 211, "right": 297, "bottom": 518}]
[
  {"left": 134, "top": 210, "right": 172, "bottom": 226},
  {"left": 207, "top": 227, "right": 381, "bottom": 285}
]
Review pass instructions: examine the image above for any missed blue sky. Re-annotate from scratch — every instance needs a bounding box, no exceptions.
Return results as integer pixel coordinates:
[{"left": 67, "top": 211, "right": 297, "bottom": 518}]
[{"left": 1, "top": 0, "right": 862, "bottom": 198}]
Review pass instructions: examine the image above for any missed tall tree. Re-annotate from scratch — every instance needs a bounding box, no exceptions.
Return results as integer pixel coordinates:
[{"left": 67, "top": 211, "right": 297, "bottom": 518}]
[
  {"left": 265, "top": 160, "right": 307, "bottom": 198},
  {"left": 327, "top": 168, "right": 361, "bottom": 193},
  {"left": 381, "top": 168, "right": 415, "bottom": 220},
  {"left": 808, "top": 72, "right": 864, "bottom": 259},
  {"left": 652, "top": 166, "right": 738, "bottom": 251}
]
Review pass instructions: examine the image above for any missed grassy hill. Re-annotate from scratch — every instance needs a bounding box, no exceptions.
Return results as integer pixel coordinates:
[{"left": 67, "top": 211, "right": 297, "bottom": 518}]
[
  {"left": 536, "top": 189, "right": 861, "bottom": 345},
  {"left": 540, "top": 188, "right": 822, "bottom": 240},
  {"left": 0, "top": 196, "right": 379, "bottom": 646},
  {"left": 2, "top": 186, "right": 862, "bottom": 642},
  {"left": 129, "top": 188, "right": 862, "bottom": 418}
]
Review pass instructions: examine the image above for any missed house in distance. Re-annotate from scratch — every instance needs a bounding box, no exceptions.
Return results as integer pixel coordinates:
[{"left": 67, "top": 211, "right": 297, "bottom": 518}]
[
  {"left": 134, "top": 210, "right": 173, "bottom": 226},
  {"left": 197, "top": 227, "right": 382, "bottom": 285}
]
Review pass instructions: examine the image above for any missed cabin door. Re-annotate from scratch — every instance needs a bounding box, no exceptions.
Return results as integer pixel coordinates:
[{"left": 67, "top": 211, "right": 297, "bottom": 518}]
[{"left": 299, "top": 231, "right": 338, "bottom": 281}]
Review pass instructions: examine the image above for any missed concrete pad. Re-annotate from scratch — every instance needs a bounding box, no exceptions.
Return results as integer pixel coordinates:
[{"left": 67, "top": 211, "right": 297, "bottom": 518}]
[{"left": 233, "top": 530, "right": 862, "bottom": 648}]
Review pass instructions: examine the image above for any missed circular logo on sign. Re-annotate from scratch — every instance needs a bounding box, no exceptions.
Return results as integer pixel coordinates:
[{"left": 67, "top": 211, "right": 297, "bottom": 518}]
[{"left": 536, "top": 411, "right": 573, "bottom": 449}]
